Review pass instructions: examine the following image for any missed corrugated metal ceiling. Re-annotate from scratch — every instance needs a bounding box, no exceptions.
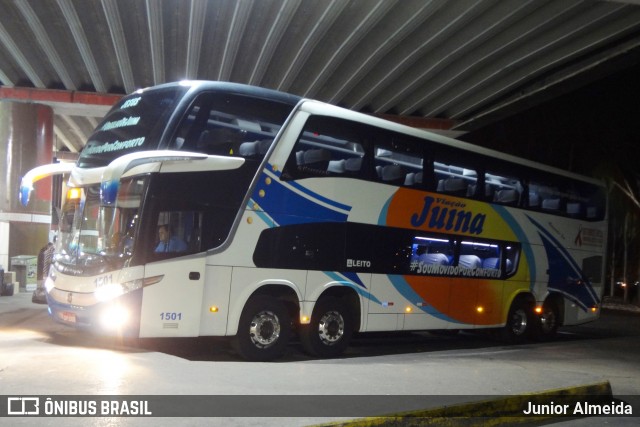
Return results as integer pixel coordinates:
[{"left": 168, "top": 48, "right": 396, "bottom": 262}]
[{"left": 1, "top": 0, "right": 640, "bottom": 153}]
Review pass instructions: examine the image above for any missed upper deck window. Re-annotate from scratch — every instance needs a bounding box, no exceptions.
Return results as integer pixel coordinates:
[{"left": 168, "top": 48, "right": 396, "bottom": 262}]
[
  {"left": 282, "top": 114, "right": 605, "bottom": 221},
  {"left": 283, "top": 115, "right": 427, "bottom": 186},
  {"left": 168, "top": 91, "right": 296, "bottom": 161}
]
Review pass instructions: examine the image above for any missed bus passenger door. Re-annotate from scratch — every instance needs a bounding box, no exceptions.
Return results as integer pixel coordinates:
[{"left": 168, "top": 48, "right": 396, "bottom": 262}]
[{"left": 139, "top": 256, "right": 205, "bottom": 337}]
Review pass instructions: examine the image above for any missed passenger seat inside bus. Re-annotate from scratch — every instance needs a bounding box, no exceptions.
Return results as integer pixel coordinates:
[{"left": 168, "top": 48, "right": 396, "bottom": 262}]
[
  {"left": 345, "top": 157, "right": 362, "bottom": 173},
  {"left": 529, "top": 191, "right": 540, "bottom": 207},
  {"left": 304, "top": 149, "right": 330, "bottom": 165},
  {"left": 418, "top": 253, "right": 450, "bottom": 265},
  {"left": 239, "top": 139, "right": 272, "bottom": 158},
  {"left": 494, "top": 188, "right": 519, "bottom": 204},
  {"left": 541, "top": 198, "right": 561, "bottom": 211},
  {"left": 482, "top": 257, "right": 513, "bottom": 273},
  {"left": 438, "top": 177, "right": 468, "bottom": 196},
  {"left": 380, "top": 164, "right": 405, "bottom": 185},
  {"left": 296, "top": 148, "right": 332, "bottom": 175},
  {"left": 566, "top": 202, "right": 581, "bottom": 216},
  {"left": 458, "top": 255, "right": 482, "bottom": 269},
  {"left": 403, "top": 171, "right": 423, "bottom": 186},
  {"left": 196, "top": 128, "right": 244, "bottom": 155},
  {"left": 327, "top": 159, "right": 346, "bottom": 174},
  {"left": 467, "top": 182, "right": 493, "bottom": 198},
  {"left": 482, "top": 257, "right": 500, "bottom": 270}
]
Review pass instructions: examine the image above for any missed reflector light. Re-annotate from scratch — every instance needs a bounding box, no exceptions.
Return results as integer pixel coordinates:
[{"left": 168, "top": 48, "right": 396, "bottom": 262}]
[{"left": 67, "top": 188, "right": 81, "bottom": 200}]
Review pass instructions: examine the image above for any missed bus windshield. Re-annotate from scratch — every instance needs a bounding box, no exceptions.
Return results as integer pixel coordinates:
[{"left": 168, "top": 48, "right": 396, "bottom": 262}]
[
  {"left": 56, "top": 83, "right": 303, "bottom": 275},
  {"left": 79, "top": 86, "right": 187, "bottom": 168},
  {"left": 56, "top": 177, "right": 146, "bottom": 272}
]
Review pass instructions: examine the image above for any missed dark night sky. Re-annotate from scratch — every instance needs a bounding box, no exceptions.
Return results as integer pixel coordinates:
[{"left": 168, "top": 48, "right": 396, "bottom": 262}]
[{"left": 463, "top": 61, "right": 640, "bottom": 178}]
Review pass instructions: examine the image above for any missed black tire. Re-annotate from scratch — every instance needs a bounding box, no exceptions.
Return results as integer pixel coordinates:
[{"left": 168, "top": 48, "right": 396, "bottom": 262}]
[
  {"left": 233, "top": 296, "right": 291, "bottom": 361},
  {"left": 300, "top": 297, "right": 353, "bottom": 358},
  {"left": 500, "top": 300, "right": 533, "bottom": 343},
  {"left": 534, "top": 300, "right": 560, "bottom": 340}
]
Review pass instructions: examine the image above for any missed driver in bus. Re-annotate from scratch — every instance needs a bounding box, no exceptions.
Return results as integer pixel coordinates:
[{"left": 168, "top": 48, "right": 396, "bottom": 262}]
[{"left": 155, "top": 224, "right": 188, "bottom": 253}]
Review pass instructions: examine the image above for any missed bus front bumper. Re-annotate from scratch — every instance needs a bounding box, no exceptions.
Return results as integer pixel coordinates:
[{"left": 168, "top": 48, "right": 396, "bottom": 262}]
[{"left": 46, "top": 288, "right": 143, "bottom": 337}]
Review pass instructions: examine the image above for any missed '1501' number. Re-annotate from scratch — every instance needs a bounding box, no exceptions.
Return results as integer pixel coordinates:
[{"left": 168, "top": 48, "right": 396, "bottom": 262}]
[{"left": 160, "top": 312, "right": 182, "bottom": 321}]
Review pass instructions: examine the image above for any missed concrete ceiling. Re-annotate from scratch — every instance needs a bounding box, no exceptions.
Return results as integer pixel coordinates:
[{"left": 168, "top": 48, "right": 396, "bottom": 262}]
[{"left": 1, "top": 0, "right": 640, "bottom": 154}]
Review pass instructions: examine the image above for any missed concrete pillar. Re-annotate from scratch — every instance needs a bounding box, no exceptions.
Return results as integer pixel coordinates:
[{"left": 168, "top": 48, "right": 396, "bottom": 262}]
[
  {"left": 0, "top": 221, "right": 8, "bottom": 272},
  {"left": 0, "top": 102, "right": 53, "bottom": 276}
]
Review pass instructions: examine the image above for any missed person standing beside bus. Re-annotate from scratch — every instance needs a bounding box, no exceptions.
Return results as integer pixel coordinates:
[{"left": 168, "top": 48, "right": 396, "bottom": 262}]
[
  {"left": 37, "top": 242, "right": 54, "bottom": 284},
  {"left": 34, "top": 241, "right": 54, "bottom": 303},
  {"left": 43, "top": 241, "right": 55, "bottom": 277}
]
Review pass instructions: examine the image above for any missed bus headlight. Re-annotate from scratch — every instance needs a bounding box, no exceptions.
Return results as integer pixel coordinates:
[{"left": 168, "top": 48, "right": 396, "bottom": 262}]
[{"left": 100, "top": 305, "right": 129, "bottom": 330}]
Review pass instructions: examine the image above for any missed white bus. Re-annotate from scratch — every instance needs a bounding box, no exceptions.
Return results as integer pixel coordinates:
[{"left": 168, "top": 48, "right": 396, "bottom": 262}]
[{"left": 21, "top": 81, "right": 607, "bottom": 361}]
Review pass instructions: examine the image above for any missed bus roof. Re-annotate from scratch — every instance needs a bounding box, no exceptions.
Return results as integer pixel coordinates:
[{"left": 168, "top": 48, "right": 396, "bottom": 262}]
[
  {"left": 95, "top": 80, "right": 601, "bottom": 187},
  {"left": 145, "top": 80, "right": 303, "bottom": 107}
]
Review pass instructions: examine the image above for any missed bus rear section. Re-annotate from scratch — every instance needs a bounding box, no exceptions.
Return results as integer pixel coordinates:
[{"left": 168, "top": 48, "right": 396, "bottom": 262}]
[{"left": 218, "top": 101, "right": 606, "bottom": 360}]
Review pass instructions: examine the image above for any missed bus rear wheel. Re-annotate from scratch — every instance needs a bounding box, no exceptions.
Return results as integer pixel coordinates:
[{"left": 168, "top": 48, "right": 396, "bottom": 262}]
[
  {"left": 534, "top": 300, "right": 560, "bottom": 340},
  {"left": 500, "top": 300, "right": 533, "bottom": 343},
  {"left": 300, "top": 297, "right": 353, "bottom": 358},
  {"left": 233, "top": 295, "right": 291, "bottom": 361}
]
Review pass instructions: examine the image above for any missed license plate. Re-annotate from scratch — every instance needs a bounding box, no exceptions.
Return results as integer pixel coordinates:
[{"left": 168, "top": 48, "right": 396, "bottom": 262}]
[{"left": 60, "top": 311, "right": 76, "bottom": 323}]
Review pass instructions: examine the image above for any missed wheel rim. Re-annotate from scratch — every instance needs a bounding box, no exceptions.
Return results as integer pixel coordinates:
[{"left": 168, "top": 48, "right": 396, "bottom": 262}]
[
  {"left": 317, "top": 311, "right": 345, "bottom": 345},
  {"left": 540, "top": 307, "right": 557, "bottom": 334},
  {"left": 249, "top": 310, "right": 281, "bottom": 348},
  {"left": 510, "top": 308, "right": 528, "bottom": 336}
]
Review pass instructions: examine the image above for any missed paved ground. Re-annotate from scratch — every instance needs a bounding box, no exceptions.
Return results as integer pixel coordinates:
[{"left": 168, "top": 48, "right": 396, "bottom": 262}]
[{"left": 1, "top": 291, "right": 639, "bottom": 426}]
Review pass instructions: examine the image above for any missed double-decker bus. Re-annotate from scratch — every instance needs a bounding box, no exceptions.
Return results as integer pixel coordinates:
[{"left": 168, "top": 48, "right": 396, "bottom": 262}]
[{"left": 20, "top": 81, "right": 607, "bottom": 361}]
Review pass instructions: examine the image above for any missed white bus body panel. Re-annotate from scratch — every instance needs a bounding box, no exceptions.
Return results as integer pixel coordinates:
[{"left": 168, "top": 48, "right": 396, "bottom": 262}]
[
  {"left": 198, "top": 265, "right": 232, "bottom": 336},
  {"left": 139, "top": 256, "right": 205, "bottom": 337}
]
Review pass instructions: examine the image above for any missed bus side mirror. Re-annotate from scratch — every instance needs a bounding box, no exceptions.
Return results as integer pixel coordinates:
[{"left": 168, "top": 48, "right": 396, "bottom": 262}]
[{"left": 98, "top": 150, "right": 212, "bottom": 206}]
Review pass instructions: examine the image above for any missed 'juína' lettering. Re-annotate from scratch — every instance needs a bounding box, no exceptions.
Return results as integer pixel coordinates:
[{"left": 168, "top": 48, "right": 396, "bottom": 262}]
[{"left": 410, "top": 196, "right": 485, "bottom": 235}]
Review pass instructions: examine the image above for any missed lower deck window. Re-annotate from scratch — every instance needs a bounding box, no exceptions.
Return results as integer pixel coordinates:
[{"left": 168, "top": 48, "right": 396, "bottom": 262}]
[{"left": 254, "top": 222, "right": 520, "bottom": 279}]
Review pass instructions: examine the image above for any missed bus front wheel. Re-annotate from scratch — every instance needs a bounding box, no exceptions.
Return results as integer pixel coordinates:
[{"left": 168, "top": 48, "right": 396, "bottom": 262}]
[
  {"left": 300, "top": 297, "right": 353, "bottom": 358},
  {"left": 233, "top": 295, "right": 291, "bottom": 361}
]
